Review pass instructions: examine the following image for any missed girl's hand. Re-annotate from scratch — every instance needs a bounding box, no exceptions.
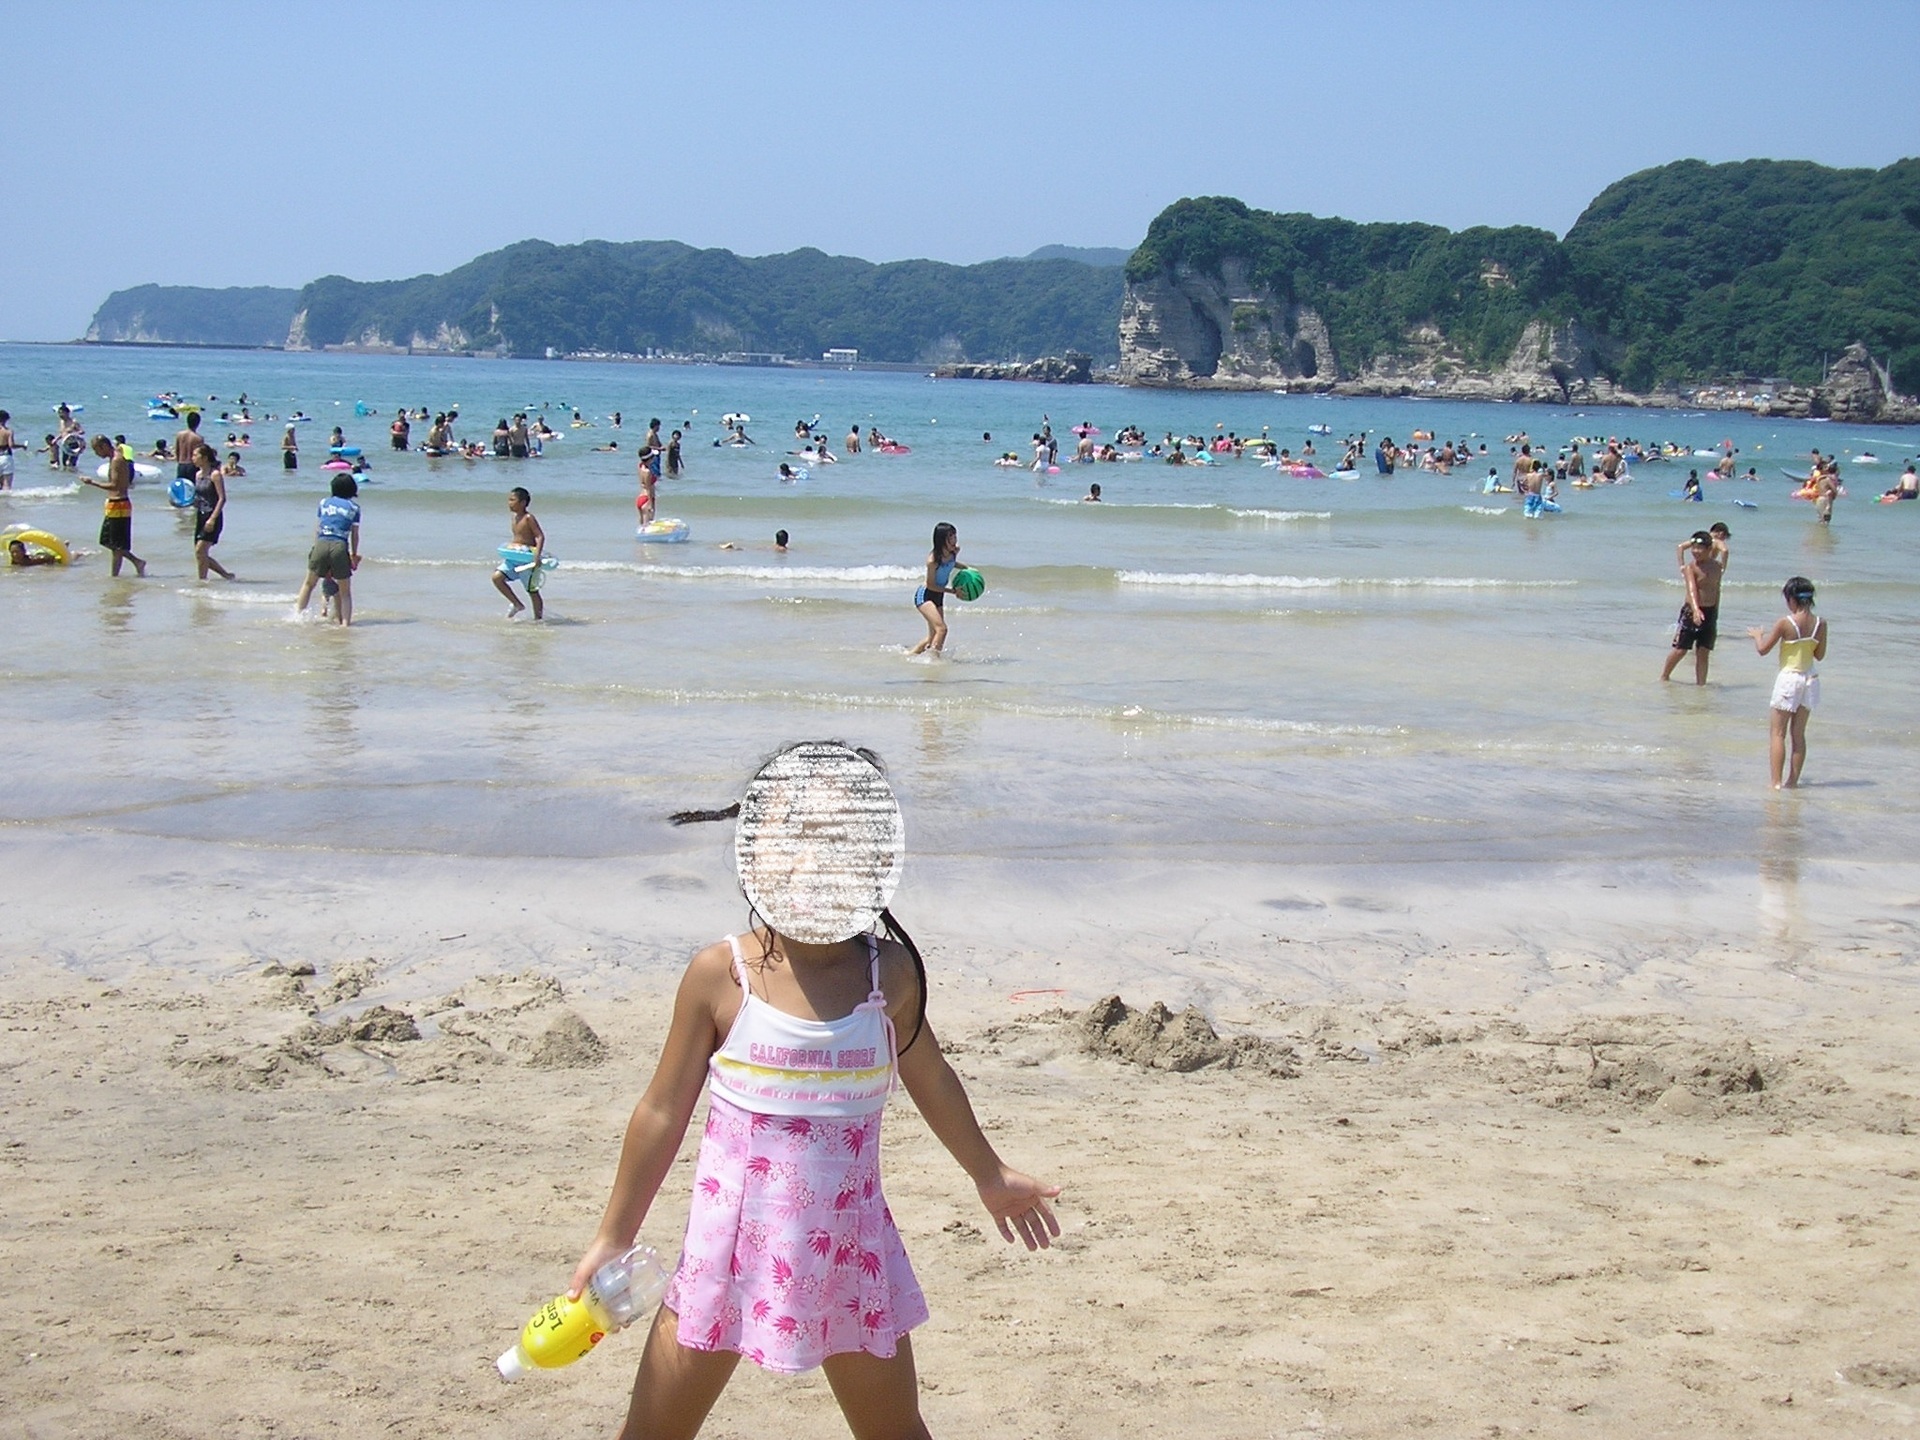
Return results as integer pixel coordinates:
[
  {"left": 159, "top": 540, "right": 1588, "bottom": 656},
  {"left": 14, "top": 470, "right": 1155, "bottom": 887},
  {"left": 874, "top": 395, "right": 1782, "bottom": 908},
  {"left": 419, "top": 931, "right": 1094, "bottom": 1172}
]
[
  {"left": 568, "top": 1233, "right": 633, "bottom": 1301},
  {"left": 978, "top": 1166, "right": 1062, "bottom": 1251}
]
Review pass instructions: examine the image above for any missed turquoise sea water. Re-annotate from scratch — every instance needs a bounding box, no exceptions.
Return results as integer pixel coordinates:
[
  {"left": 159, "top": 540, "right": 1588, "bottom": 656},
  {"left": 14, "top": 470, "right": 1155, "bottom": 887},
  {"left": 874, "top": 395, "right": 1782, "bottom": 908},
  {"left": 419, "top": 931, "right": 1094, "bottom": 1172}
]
[{"left": 3, "top": 344, "right": 1917, "bottom": 1001}]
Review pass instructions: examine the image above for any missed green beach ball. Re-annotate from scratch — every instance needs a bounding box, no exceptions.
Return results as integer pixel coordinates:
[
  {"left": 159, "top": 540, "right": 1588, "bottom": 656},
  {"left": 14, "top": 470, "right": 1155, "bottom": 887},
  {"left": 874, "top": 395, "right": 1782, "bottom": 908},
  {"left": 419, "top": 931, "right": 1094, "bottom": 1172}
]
[{"left": 951, "top": 567, "right": 985, "bottom": 602}]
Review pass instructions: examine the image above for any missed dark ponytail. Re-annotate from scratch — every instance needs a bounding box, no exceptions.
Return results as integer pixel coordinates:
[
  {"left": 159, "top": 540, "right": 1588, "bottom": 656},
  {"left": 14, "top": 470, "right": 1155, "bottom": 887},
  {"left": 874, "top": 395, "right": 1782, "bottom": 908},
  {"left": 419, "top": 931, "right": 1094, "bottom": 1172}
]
[
  {"left": 879, "top": 907, "right": 928, "bottom": 1054},
  {"left": 668, "top": 801, "right": 740, "bottom": 826}
]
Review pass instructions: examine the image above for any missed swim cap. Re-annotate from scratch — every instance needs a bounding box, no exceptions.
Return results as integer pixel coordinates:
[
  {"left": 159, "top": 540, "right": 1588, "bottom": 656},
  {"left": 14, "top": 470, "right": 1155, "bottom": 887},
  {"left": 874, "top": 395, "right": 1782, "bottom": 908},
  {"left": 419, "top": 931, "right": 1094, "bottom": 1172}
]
[{"left": 735, "top": 742, "right": 904, "bottom": 944}]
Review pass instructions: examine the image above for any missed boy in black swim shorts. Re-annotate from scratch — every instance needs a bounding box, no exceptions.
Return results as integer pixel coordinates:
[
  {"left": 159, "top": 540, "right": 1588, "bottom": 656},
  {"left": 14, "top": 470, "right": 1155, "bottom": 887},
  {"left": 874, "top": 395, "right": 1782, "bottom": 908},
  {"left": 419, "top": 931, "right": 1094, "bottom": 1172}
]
[{"left": 1661, "top": 530, "right": 1725, "bottom": 685}]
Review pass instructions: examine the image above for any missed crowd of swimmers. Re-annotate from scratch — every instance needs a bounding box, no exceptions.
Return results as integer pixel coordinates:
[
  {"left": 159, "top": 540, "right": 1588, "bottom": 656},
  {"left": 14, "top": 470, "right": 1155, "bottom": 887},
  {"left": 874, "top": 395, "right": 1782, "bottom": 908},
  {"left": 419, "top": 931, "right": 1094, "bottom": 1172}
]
[{"left": 7, "top": 391, "right": 1908, "bottom": 791}]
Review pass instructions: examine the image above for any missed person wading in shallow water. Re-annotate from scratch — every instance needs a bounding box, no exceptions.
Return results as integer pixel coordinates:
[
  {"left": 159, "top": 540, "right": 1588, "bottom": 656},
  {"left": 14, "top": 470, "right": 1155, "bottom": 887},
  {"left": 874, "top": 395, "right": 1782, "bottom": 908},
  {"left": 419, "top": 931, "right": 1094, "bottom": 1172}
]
[
  {"left": 82, "top": 435, "right": 146, "bottom": 576},
  {"left": 1661, "top": 530, "right": 1724, "bottom": 685},
  {"left": 1749, "top": 576, "right": 1829, "bottom": 789},
  {"left": 192, "top": 443, "right": 235, "bottom": 581}
]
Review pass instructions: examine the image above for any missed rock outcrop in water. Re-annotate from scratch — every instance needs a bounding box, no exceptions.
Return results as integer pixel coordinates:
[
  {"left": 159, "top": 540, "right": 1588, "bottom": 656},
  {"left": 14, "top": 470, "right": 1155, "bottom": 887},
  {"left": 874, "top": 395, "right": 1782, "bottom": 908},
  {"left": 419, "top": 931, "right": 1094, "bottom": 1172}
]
[{"left": 933, "top": 354, "right": 1093, "bottom": 383}]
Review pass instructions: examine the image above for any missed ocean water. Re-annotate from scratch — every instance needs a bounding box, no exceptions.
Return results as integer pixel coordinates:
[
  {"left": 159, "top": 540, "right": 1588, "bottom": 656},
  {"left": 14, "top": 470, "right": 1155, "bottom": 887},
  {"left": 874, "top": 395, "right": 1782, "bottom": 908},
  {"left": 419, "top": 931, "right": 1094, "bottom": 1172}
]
[{"left": 4, "top": 344, "right": 1918, "bottom": 1006}]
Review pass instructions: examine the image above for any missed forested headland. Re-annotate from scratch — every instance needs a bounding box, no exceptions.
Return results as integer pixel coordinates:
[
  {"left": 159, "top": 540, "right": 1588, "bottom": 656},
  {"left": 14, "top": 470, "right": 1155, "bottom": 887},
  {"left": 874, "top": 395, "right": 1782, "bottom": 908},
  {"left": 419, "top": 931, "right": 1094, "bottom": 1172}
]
[{"left": 83, "top": 158, "right": 1919, "bottom": 401}]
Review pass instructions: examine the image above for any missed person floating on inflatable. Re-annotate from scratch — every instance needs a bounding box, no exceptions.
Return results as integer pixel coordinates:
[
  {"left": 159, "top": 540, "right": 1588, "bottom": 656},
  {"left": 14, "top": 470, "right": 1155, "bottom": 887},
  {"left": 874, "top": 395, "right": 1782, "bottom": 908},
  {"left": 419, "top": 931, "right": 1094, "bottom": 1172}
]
[{"left": 5, "top": 527, "right": 67, "bottom": 565}]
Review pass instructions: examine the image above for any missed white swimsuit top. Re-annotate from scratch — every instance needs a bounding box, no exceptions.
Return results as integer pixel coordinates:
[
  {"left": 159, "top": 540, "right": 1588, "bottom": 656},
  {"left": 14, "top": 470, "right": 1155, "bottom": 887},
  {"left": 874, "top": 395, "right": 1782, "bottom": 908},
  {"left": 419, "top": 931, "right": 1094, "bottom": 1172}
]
[{"left": 706, "top": 934, "right": 897, "bottom": 1118}]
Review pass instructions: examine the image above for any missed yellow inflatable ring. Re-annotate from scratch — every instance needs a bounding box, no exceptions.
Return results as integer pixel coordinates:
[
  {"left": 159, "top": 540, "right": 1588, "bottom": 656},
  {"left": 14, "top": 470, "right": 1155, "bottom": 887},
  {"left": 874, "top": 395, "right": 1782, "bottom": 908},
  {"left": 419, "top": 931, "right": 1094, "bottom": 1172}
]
[{"left": 4, "top": 526, "right": 70, "bottom": 564}]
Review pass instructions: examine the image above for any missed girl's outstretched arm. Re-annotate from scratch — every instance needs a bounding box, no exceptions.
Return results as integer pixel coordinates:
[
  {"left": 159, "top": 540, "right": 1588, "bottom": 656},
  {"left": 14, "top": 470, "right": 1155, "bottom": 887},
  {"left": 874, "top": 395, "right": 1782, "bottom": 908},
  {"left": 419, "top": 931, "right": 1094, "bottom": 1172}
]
[
  {"left": 1749, "top": 617, "right": 1786, "bottom": 655},
  {"left": 896, "top": 1015, "right": 1061, "bottom": 1250},
  {"left": 569, "top": 943, "right": 732, "bottom": 1296}
]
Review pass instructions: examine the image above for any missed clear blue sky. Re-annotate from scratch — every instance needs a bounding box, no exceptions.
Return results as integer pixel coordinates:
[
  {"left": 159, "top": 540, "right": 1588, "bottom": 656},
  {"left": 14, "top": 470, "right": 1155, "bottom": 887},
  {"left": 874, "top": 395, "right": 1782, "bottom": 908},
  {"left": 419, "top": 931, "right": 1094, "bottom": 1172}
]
[{"left": 6, "top": 0, "right": 1917, "bottom": 339}]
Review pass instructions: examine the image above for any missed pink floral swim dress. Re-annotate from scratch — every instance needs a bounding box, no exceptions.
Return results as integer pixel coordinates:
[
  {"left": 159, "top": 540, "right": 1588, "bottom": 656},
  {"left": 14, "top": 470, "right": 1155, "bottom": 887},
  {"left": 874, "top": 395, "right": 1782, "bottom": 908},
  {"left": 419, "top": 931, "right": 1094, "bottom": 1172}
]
[{"left": 662, "top": 934, "right": 929, "bottom": 1373}]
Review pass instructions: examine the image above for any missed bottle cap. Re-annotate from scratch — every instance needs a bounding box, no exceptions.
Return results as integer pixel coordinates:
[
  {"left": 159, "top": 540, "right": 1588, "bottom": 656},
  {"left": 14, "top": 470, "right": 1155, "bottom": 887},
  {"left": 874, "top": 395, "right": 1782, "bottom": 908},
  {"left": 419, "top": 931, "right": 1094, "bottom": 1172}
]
[{"left": 496, "top": 1346, "right": 529, "bottom": 1382}]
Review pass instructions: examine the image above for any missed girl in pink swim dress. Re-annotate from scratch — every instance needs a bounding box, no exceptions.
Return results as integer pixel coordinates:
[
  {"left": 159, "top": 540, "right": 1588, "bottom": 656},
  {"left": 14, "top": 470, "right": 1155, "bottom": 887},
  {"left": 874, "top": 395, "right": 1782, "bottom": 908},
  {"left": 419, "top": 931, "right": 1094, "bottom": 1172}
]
[{"left": 568, "top": 741, "right": 1061, "bottom": 1440}]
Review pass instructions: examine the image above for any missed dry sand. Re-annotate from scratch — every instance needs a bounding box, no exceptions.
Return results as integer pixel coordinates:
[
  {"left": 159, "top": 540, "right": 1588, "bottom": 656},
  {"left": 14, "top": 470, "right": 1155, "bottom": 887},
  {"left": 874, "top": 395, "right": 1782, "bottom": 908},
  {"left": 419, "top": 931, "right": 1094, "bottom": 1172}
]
[{"left": 4, "top": 949, "right": 1917, "bottom": 1439}]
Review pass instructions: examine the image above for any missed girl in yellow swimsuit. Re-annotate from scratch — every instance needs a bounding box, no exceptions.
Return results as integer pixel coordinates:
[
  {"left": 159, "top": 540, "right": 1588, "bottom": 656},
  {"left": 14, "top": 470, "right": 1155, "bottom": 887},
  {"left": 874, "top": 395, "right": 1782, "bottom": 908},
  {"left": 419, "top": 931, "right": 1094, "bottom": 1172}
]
[{"left": 1748, "top": 576, "right": 1828, "bottom": 790}]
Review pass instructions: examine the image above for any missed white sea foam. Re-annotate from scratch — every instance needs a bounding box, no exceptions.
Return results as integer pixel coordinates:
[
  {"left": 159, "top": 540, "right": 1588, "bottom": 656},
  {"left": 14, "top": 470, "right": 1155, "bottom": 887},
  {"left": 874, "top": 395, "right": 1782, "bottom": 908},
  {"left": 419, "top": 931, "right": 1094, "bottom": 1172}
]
[
  {"left": 4, "top": 484, "right": 81, "bottom": 500},
  {"left": 576, "top": 683, "right": 1404, "bottom": 737},
  {"left": 1117, "top": 571, "right": 1576, "bottom": 590},
  {"left": 640, "top": 564, "right": 918, "bottom": 584},
  {"left": 1228, "top": 508, "right": 1333, "bottom": 521},
  {"left": 370, "top": 556, "right": 490, "bottom": 569},
  {"left": 1461, "top": 505, "right": 1510, "bottom": 516},
  {"left": 1031, "top": 498, "right": 1220, "bottom": 509},
  {"left": 174, "top": 588, "right": 305, "bottom": 605},
  {"left": 366, "top": 557, "right": 916, "bottom": 584}
]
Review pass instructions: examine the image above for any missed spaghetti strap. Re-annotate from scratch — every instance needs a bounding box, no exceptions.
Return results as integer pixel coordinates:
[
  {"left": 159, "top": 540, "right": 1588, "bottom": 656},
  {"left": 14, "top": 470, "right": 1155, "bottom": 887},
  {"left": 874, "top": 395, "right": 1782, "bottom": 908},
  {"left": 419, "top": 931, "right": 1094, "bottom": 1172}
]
[
  {"left": 862, "top": 935, "right": 899, "bottom": 1093},
  {"left": 724, "top": 933, "right": 751, "bottom": 998}
]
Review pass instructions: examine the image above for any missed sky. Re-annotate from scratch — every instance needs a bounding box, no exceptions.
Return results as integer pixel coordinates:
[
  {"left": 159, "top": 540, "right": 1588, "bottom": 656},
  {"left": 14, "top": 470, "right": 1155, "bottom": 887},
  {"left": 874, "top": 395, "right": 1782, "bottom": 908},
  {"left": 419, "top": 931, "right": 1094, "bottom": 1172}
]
[{"left": 5, "top": 0, "right": 1918, "bottom": 340}]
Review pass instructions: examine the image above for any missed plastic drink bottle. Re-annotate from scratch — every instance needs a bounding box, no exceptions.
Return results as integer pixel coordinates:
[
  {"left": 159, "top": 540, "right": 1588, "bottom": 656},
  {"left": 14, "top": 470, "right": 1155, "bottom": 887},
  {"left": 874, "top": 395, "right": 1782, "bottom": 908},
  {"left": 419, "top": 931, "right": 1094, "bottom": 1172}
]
[{"left": 496, "top": 1244, "right": 670, "bottom": 1381}]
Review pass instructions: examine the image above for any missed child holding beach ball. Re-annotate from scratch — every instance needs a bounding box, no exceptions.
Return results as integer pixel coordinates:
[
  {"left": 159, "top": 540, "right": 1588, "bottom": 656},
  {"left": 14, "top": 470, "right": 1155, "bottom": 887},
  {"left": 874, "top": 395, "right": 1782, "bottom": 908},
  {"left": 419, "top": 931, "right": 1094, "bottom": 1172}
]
[{"left": 567, "top": 741, "right": 1059, "bottom": 1437}]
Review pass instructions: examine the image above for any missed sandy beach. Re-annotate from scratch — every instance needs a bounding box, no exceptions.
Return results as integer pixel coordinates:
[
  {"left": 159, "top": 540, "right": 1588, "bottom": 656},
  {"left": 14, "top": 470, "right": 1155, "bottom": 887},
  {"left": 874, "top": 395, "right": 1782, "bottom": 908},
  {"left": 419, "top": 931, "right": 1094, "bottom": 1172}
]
[
  {"left": 4, "top": 851, "right": 1917, "bottom": 1439},
  {"left": 5, "top": 353, "right": 1920, "bottom": 1436}
]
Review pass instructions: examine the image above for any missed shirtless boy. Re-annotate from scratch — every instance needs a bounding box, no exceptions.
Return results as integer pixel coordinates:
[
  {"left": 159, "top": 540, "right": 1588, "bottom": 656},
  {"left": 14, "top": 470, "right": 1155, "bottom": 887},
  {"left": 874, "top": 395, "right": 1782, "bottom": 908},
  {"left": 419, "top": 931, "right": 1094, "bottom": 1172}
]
[
  {"left": 1661, "top": 530, "right": 1725, "bottom": 684},
  {"left": 492, "top": 486, "right": 547, "bottom": 620},
  {"left": 173, "top": 411, "right": 205, "bottom": 487},
  {"left": 0, "top": 410, "right": 17, "bottom": 490},
  {"left": 82, "top": 435, "right": 146, "bottom": 576}
]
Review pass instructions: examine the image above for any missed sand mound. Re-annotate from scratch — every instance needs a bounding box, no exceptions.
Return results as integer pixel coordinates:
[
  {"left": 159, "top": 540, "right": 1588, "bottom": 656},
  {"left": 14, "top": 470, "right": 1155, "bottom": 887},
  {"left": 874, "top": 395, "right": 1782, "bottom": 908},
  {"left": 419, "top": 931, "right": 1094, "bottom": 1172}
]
[
  {"left": 1584, "top": 1036, "right": 1765, "bottom": 1103},
  {"left": 526, "top": 1011, "right": 608, "bottom": 1069},
  {"left": 1078, "top": 995, "right": 1299, "bottom": 1076},
  {"left": 300, "top": 1004, "right": 422, "bottom": 1047},
  {"left": 320, "top": 959, "right": 377, "bottom": 1006},
  {"left": 437, "top": 973, "right": 605, "bottom": 1070}
]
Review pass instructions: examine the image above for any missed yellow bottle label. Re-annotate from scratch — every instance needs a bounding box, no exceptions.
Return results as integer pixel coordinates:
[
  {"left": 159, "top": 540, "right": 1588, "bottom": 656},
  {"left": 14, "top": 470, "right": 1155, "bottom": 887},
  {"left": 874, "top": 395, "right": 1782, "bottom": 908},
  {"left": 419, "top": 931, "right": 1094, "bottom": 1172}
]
[{"left": 518, "top": 1295, "right": 607, "bottom": 1369}]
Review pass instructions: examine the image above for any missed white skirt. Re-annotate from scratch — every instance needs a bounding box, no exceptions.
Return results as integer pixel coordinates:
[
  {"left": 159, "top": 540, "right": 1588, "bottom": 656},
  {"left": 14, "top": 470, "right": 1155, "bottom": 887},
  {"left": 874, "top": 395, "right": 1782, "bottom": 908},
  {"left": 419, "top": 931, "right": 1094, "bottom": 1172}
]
[{"left": 1771, "top": 669, "right": 1819, "bottom": 713}]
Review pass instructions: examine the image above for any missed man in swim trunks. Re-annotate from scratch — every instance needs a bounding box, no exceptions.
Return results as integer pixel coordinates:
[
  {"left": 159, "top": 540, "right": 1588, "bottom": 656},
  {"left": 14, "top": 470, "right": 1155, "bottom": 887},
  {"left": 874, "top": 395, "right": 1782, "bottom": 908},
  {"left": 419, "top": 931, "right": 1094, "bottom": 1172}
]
[
  {"left": 82, "top": 435, "right": 146, "bottom": 577},
  {"left": 0, "top": 410, "right": 16, "bottom": 490},
  {"left": 174, "top": 411, "right": 205, "bottom": 487},
  {"left": 1661, "top": 530, "right": 1724, "bottom": 685}
]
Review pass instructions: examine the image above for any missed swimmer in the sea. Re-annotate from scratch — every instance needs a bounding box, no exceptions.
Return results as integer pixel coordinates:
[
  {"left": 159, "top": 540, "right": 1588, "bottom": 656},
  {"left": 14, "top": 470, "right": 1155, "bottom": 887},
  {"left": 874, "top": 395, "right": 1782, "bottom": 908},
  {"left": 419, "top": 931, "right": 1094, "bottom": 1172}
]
[
  {"left": 8, "top": 539, "right": 56, "bottom": 567},
  {"left": 1083, "top": 483, "right": 1102, "bottom": 502}
]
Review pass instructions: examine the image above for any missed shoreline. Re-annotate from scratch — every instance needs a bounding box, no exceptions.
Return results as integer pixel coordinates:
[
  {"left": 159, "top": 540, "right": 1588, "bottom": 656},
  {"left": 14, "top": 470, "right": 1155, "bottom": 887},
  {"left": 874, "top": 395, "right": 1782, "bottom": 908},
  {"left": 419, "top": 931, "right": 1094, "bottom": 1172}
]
[{"left": 30, "top": 342, "right": 1920, "bottom": 425}]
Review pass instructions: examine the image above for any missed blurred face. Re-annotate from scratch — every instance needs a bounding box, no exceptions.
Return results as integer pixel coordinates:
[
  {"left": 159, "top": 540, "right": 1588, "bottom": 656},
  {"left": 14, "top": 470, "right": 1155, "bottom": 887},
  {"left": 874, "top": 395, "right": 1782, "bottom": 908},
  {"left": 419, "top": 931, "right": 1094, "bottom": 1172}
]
[{"left": 735, "top": 744, "right": 903, "bottom": 945}]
